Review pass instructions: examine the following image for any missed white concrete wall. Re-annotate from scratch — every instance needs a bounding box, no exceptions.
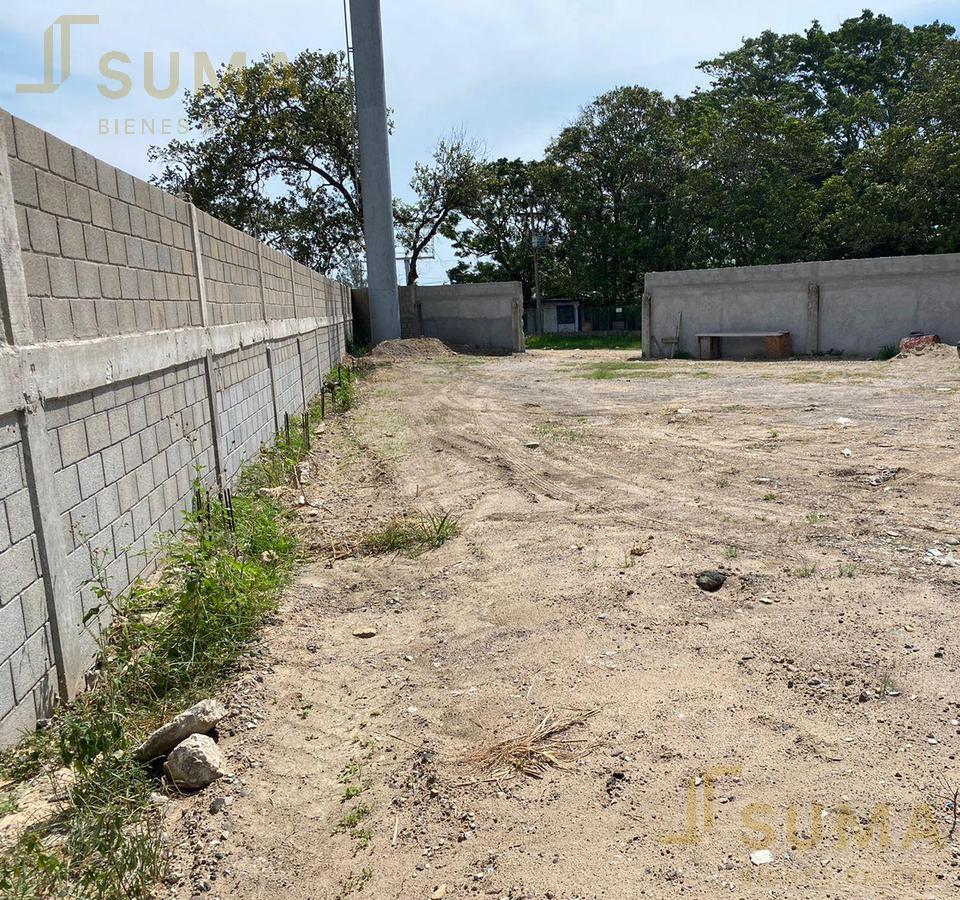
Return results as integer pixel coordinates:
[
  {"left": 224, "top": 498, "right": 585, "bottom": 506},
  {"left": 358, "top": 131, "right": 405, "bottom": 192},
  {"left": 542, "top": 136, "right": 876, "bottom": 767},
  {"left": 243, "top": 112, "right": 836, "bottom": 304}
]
[{"left": 645, "top": 253, "right": 960, "bottom": 359}]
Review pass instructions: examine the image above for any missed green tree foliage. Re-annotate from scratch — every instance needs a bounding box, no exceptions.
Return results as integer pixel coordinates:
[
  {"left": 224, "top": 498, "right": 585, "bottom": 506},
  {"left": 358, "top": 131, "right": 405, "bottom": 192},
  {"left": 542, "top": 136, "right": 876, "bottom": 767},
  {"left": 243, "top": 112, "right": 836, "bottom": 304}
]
[
  {"left": 151, "top": 51, "right": 361, "bottom": 274},
  {"left": 394, "top": 132, "right": 483, "bottom": 284},
  {"left": 151, "top": 52, "right": 481, "bottom": 282},
  {"left": 547, "top": 87, "right": 686, "bottom": 302},
  {"left": 448, "top": 158, "right": 568, "bottom": 299},
  {"left": 450, "top": 11, "right": 960, "bottom": 301}
]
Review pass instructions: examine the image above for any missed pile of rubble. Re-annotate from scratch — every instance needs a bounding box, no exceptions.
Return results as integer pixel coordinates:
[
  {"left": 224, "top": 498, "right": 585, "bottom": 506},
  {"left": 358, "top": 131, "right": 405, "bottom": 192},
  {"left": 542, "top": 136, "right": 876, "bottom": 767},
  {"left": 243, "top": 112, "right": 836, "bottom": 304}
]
[{"left": 136, "top": 699, "right": 229, "bottom": 791}]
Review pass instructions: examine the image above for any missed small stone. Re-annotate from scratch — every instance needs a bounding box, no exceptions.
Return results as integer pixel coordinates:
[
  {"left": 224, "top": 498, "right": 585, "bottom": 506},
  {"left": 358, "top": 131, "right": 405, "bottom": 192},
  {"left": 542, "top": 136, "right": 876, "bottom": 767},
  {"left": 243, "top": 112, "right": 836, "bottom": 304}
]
[
  {"left": 524, "top": 441, "right": 540, "bottom": 449},
  {"left": 164, "top": 734, "right": 227, "bottom": 791},
  {"left": 353, "top": 627, "right": 378, "bottom": 639},
  {"left": 750, "top": 849, "right": 774, "bottom": 866},
  {"left": 209, "top": 796, "right": 227, "bottom": 814},
  {"left": 759, "top": 597, "right": 774, "bottom": 605},
  {"left": 696, "top": 571, "right": 726, "bottom": 593},
  {"left": 432, "top": 885, "right": 448, "bottom": 899}
]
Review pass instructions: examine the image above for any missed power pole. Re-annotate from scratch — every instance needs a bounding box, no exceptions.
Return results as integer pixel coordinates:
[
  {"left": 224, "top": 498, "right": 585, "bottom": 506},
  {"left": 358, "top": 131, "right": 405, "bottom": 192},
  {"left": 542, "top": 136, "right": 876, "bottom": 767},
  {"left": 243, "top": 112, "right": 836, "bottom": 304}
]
[
  {"left": 349, "top": 0, "right": 400, "bottom": 344},
  {"left": 532, "top": 239, "right": 544, "bottom": 336},
  {"left": 530, "top": 203, "right": 547, "bottom": 336}
]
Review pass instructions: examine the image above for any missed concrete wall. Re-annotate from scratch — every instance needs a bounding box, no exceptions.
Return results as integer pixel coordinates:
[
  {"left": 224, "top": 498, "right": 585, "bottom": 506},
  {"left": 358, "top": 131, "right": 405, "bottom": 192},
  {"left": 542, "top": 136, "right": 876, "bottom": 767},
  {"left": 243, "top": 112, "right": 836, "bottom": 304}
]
[
  {"left": 644, "top": 253, "right": 960, "bottom": 359},
  {"left": 0, "top": 109, "right": 352, "bottom": 749},
  {"left": 352, "top": 281, "right": 524, "bottom": 353}
]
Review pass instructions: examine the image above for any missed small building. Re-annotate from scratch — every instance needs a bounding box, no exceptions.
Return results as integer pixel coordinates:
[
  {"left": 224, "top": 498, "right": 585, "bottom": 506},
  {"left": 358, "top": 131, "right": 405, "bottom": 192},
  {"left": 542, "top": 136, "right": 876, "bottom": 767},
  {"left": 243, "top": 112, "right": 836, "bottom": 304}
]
[{"left": 525, "top": 299, "right": 582, "bottom": 334}]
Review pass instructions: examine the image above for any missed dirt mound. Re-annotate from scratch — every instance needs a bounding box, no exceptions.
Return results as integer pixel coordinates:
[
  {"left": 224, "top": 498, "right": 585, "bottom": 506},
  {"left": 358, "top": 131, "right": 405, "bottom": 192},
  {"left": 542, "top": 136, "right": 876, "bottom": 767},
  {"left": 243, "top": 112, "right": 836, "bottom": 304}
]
[
  {"left": 893, "top": 342, "right": 958, "bottom": 361},
  {"left": 368, "top": 338, "right": 455, "bottom": 361}
]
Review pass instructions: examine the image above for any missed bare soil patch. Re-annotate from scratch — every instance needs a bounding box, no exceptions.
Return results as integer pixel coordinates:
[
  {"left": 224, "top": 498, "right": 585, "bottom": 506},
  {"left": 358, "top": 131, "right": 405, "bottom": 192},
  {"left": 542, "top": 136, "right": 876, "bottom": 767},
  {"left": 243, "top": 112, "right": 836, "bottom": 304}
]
[{"left": 165, "top": 349, "right": 960, "bottom": 899}]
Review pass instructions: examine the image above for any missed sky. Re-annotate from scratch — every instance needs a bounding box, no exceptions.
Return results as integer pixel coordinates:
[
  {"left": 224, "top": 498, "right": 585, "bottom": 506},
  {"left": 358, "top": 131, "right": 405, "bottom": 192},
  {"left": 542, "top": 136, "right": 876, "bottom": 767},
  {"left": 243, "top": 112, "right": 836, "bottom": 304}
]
[{"left": 2, "top": 1, "right": 958, "bottom": 284}]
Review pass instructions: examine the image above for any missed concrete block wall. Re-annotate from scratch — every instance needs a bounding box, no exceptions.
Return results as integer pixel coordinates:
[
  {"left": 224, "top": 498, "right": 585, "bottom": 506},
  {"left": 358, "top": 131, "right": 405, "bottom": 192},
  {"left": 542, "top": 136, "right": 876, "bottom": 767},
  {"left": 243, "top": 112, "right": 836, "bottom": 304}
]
[
  {"left": 273, "top": 336, "right": 306, "bottom": 423},
  {"left": 644, "top": 253, "right": 960, "bottom": 359},
  {"left": 8, "top": 113, "right": 200, "bottom": 343},
  {"left": 217, "top": 344, "right": 275, "bottom": 483},
  {"left": 0, "top": 110, "right": 351, "bottom": 749},
  {"left": 45, "top": 361, "right": 216, "bottom": 663},
  {"left": 196, "top": 211, "right": 263, "bottom": 326},
  {"left": 0, "top": 413, "right": 56, "bottom": 740},
  {"left": 350, "top": 282, "right": 525, "bottom": 353}
]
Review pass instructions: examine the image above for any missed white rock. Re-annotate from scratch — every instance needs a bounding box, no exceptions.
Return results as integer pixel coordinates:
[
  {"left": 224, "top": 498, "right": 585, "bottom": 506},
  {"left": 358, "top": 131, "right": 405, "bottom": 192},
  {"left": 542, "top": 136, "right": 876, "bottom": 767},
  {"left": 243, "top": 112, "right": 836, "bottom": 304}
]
[
  {"left": 750, "top": 849, "right": 774, "bottom": 866},
  {"left": 164, "top": 734, "right": 227, "bottom": 791},
  {"left": 135, "top": 699, "right": 227, "bottom": 762}
]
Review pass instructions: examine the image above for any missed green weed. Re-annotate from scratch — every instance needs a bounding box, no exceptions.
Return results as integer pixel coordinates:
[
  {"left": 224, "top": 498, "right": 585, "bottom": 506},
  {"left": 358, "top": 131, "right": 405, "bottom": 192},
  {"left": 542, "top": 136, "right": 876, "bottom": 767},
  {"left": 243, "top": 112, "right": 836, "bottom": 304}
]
[
  {"left": 875, "top": 344, "right": 899, "bottom": 361},
  {"left": 536, "top": 422, "right": 586, "bottom": 444},
  {"left": 336, "top": 804, "right": 372, "bottom": 848},
  {"left": 880, "top": 671, "right": 899, "bottom": 697},
  {"left": 0, "top": 790, "right": 18, "bottom": 817},
  {"left": 337, "top": 868, "right": 373, "bottom": 897},
  {"left": 576, "top": 360, "right": 669, "bottom": 380},
  {"left": 794, "top": 564, "right": 818, "bottom": 578},
  {"left": 362, "top": 510, "right": 459, "bottom": 557}
]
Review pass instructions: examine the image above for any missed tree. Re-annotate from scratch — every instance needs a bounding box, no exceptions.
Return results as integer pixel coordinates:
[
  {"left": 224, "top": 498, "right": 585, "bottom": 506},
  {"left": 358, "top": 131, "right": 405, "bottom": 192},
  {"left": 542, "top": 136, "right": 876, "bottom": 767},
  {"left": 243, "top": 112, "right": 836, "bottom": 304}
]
[
  {"left": 150, "top": 50, "right": 361, "bottom": 274},
  {"left": 818, "top": 38, "right": 960, "bottom": 257},
  {"left": 546, "top": 87, "right": 687, "bottom": 302},
  {"left": 447, "top": 158, "right": 569, "bottom": 299},
  {"left": 679, "top": 93, "right": 830, "bottom": 267},
  {"left": 700, "top": 12, "right": 957, "bottom": 161},
  {"left": 393, "top": 132, "right": 483, "bottom": 285}
]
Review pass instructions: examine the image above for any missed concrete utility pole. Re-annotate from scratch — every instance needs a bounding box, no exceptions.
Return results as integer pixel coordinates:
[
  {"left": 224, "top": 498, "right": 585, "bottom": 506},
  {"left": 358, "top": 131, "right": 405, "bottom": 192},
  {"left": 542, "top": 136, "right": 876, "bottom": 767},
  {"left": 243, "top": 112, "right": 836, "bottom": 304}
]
[{"left": 349, "top": 0, "right": 401, "bottom": 344}]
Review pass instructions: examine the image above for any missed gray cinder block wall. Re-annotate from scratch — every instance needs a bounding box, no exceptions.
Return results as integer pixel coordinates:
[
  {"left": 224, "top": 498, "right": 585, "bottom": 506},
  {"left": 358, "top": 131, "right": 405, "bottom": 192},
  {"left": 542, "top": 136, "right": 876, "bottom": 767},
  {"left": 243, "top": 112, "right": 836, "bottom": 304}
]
[
  {"left": 644, "top": 254, "right": 960, "bottom": 359},
  {"left": 0, "top": 109, "right": 352, "bottom": 749},
  {"left": 351, "top": 282, "right": 525, "bottom": 353}
]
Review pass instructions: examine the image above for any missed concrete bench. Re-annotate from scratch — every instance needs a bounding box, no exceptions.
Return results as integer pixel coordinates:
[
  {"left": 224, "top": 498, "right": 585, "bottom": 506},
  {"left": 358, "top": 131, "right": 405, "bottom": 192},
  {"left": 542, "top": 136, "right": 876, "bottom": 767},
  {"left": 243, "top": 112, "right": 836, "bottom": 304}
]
[{"left": 696, "top": 332, "right": 791, "bottom": 360}]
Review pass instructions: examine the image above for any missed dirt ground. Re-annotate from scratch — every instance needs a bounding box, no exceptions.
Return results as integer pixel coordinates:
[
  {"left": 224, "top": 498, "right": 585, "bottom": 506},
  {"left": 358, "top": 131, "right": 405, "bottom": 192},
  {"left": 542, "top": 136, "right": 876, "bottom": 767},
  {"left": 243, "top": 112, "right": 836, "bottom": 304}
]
[{"left": 167, "top": 346, "right": 960, "bottom": 900}]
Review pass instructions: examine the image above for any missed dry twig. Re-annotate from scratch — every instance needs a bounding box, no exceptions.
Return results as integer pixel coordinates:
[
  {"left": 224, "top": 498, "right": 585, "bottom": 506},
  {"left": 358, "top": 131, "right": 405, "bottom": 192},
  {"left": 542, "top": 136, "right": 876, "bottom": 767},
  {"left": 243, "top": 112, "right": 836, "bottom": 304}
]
[{"left": 461, "top": 709, "right": 599, "bottom": 782}]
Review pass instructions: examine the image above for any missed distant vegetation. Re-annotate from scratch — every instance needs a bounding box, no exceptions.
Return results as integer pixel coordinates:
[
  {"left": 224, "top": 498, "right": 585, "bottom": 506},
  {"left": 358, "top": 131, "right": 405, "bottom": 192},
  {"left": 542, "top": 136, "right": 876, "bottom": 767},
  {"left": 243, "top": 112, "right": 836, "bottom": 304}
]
[
  {"left": 154, "top": 12, "right": 960, "bottom": 306},
  {"left": 526, "top": 333, "right": 645, "bottom": 351}
]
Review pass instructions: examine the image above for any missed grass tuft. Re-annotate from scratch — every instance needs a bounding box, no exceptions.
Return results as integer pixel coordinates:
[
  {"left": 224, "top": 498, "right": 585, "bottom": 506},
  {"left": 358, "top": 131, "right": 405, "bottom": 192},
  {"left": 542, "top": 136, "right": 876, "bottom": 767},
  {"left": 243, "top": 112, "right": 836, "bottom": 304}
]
[
  {"left": 875, "top": 344, "right": 899, "bottom": 361},
  {"left": 362, "top": 510, "right": 459, "bottom": 557}
]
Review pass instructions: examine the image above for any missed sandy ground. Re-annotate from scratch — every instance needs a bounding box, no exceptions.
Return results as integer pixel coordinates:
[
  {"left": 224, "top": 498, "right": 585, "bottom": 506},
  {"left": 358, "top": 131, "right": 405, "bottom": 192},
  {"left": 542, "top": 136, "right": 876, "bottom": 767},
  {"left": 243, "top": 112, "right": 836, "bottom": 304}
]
[{"left": 167, "top": 347, "right": 960, "bottom": 900}]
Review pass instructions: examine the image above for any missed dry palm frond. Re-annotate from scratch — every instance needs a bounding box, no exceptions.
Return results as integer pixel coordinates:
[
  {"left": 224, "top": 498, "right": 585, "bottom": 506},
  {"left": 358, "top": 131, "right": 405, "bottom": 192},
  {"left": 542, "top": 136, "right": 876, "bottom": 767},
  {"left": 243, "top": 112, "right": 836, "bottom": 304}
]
[{"left": 462, "top": 709, "right": 599, "bottom": 782}]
